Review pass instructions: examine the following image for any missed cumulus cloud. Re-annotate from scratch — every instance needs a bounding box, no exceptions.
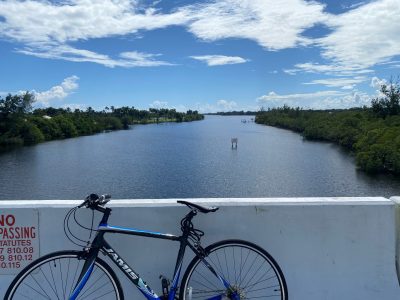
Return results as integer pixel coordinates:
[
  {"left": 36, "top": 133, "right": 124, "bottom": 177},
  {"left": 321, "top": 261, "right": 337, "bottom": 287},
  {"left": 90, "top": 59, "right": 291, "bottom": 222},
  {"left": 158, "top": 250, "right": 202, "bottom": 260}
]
[
  {"left": 34, "top": 76, "right": 79, "bottom": 106},
  {"left": 149, "top": 100, "right": 169, "bottom": 109},
  {"left": 256, "top": 90, "right": 372, "bottom": 109},
  {"left": 1, "top": 0, "right": 399, "bottom": 74},
  {"left": 370, "top": 76, "right": 387, "bottom": 90},
  {"left": 0, "top": 0, "right": 185, "bottom": 67},
  {"left": 282, "top": 0, "right": 400, "bottom": 76},
  {"left": 217, "top": 100, "right": 238, "bottom": 111},
  {"left": 0, "top": 0, "right": 327, "bottom": 52},
  {"left": 192, "top": 100, "right": 248, "bottom": 113},
  {"left": 182, "top": 0, "right": 326, "bottom": 50},
  {"left": 148, "top": 101, "right": 191, "bottom": 112},
  {"left": 190, "top": 55, "right": 248, "bottom": 66},
  {"left": 0, "top": 0, "right": 187, "bottom": 44},
  {"left": 318, "top": 0, "right": 400, "bottom": 70},
  {"left": 0, "top": 0, "right": 329, "bottom": 67}
]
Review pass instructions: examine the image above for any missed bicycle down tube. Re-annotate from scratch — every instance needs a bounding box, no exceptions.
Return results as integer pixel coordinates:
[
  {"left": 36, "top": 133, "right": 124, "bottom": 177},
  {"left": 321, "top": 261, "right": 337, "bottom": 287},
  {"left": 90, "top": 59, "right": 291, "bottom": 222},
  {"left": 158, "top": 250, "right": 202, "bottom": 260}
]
[{"left": 70, "top": 218, "right": 230, "bottom": 300}]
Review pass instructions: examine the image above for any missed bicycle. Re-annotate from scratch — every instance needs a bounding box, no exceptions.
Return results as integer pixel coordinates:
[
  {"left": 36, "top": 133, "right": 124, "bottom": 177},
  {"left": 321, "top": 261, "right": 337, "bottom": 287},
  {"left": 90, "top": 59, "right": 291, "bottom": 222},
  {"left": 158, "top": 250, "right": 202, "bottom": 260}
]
[{"left": 5, "top": 194, "right": 288, "bottom": 300}]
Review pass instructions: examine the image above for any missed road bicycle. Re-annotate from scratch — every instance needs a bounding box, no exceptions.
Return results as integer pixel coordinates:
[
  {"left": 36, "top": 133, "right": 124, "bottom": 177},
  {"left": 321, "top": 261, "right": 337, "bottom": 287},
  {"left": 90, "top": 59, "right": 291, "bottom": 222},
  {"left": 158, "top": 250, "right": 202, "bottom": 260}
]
[{"left": 5, "top": 194, "right": 288, "bottom": 300}]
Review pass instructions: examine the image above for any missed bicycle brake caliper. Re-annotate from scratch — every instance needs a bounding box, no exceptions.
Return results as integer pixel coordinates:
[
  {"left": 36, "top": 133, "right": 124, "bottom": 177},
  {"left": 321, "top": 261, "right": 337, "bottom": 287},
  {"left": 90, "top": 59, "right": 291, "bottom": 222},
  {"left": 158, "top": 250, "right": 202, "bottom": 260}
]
[{"left": 195, "top": 242, "right": 207, "bottom": 258}]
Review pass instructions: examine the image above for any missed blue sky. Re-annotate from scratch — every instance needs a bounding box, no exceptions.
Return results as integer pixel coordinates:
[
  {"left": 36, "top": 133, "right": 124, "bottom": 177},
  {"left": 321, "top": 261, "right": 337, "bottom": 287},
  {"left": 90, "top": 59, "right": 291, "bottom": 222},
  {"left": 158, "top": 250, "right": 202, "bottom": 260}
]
[{"left": 0, "top": 0, "right": 399, "bottom": 113}]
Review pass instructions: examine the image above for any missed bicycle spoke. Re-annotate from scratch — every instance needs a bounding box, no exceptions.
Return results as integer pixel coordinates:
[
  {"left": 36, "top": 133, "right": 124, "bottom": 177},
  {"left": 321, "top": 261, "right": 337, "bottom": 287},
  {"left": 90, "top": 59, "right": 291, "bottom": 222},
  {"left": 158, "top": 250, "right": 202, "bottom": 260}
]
[
  {"left": 48, "top": 261, "right": 61, "bottom": 300},
  {"left": 19, "top": 282, "right": 52, "bottom": 300},
  {"left": 64, "top": 258, "right": 71, "bottom": 299},
  {"left": 69, "top": 258, "right": 82, "bottom": 298},
  {"left": 181, "top": 241, "right": 286, "bottom": 300},
  {"left": 6, "top": 253, "right": 120, "bottom": 300},
  {"left": 242, "top": 260, "right": 270, "bottom": 289}
]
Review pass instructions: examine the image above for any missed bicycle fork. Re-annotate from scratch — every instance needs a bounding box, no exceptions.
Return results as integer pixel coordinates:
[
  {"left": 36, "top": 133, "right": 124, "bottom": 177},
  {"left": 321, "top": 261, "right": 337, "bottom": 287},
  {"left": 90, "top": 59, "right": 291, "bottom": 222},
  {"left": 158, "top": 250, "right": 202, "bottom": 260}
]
[{"left": 69, "top": 250, "right": 98, "bottom": 300}]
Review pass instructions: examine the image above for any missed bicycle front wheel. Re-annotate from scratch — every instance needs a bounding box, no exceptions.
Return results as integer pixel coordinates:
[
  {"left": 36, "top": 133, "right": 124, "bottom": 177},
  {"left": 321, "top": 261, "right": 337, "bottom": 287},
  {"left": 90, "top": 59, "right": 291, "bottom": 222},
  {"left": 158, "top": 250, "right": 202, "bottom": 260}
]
[
  {"left": 5, "top": 250, "right": 124, "bottom": 300},
  {"left": 180, "top": 239, "right": 288, "bottom": 300}
]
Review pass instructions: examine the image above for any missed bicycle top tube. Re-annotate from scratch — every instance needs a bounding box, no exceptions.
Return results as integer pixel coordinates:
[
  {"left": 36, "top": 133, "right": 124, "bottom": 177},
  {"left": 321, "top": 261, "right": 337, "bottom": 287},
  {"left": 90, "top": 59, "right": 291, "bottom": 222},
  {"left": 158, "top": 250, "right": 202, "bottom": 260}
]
[{"left": 98, "top": 223, "right": 181, "bottom": 241}]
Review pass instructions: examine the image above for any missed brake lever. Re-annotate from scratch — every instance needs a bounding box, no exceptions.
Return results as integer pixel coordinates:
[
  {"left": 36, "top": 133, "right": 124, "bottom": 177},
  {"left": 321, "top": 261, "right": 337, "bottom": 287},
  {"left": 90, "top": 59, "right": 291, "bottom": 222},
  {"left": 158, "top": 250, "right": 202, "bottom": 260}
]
[
  {"left": 98, "top": 194, "right": 112, "bottom": 206},
  {"left": 78, "top": 200, "right": 88, "bottom": 208}
]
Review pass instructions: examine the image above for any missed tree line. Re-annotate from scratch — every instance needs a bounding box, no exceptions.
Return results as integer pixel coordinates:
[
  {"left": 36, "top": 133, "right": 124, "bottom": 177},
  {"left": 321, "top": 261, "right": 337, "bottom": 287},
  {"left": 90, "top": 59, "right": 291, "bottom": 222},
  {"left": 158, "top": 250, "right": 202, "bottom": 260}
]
[
  {"left": 255, "top": 79, "right": 400, "bottom": 175},
  {"left": 0, "top": 92, "right": 203, "bottom": 150}
]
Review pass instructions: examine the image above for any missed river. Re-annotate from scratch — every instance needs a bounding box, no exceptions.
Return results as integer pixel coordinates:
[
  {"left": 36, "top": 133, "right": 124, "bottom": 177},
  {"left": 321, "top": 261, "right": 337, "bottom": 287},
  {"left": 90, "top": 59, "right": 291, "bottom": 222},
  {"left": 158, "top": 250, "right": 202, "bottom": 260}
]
[{"left": 0, "top": 115, "right": 399, "bottom": 200}]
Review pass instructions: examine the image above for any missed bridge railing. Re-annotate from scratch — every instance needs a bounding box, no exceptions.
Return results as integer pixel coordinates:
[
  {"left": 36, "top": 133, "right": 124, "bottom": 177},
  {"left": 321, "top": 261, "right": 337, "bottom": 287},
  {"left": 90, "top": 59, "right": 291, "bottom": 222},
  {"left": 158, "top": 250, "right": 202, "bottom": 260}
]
[{"left": 0, "top": 197, "right": 399, "bottom": 299}]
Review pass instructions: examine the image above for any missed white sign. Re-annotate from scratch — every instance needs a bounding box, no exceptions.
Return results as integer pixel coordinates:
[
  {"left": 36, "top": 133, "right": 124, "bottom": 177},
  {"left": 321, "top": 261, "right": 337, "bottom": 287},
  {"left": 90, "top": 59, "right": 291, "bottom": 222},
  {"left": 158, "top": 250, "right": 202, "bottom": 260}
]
[{"left": 0, "top": 209, "right": 39, "bottom": 274}]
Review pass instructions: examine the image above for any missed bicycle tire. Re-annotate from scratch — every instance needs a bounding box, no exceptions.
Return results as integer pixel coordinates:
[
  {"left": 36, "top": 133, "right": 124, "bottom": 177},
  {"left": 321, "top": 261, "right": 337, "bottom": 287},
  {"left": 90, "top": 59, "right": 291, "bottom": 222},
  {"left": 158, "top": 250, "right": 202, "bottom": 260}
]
[
  {"left": 4, "top": 250, "right": 124, "bottom": 300},
  {"left": 179, "top": 239, "right": 288, "bottom": 300}
]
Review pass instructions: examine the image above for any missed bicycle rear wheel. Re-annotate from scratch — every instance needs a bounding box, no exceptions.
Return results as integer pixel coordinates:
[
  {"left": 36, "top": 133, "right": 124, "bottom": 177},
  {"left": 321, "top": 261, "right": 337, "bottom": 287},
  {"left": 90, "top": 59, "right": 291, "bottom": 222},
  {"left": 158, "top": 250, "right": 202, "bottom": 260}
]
[
  {"left": 180, "top": 239, "right": 287, "bottom": 300},
  {"left": 5, "top": 250, "right": 124, "bottom": 300}
]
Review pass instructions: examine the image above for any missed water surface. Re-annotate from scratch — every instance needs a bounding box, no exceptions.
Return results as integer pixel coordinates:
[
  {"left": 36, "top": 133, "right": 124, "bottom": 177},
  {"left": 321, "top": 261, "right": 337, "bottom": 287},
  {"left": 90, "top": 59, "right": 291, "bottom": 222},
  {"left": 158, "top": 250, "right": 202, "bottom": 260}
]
[{"left": 1, "top": 116, "right": 399, "bottom": 199}]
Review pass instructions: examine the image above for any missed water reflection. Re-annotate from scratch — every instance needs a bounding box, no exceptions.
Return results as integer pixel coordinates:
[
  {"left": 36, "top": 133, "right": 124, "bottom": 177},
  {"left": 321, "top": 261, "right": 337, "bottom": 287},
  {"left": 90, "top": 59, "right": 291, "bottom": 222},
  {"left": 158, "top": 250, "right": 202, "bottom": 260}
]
[{"left": 0, "top": 116, "right": 399, "bottom": 199}]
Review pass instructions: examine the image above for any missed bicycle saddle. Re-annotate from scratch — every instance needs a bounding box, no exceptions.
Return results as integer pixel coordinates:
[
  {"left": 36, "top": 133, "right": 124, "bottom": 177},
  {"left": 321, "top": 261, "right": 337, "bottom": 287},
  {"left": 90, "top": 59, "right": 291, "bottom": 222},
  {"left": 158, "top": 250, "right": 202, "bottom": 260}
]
[{"left": 177, "top": 200, "right": 219, "bottom": 213}]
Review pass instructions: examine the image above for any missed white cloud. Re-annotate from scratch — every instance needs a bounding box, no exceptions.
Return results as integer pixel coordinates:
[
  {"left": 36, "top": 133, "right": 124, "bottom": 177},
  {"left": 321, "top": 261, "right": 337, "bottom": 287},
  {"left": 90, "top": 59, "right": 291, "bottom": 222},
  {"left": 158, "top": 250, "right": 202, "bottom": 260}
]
[
  {"left": 0, "top": 0, "right": 328, "bottom": 68},
  {"left": 370, "top": 76, "right": 387, "bottom": 90},
  {"left": 193, "top": 100, "right": 249, "bottom": 113},
  {"left": 149, "top": 100, "right": 169, "bottom": 109},
  {"left": 303, "top": 77, "right": 367, "bottom": 88},
  {"left": 118, "top": 51, "right": 173, "bottom": 67},
  {"left": 190, "top": 55, "right": 248, "bottom": 66},
  {"left": 282, "top": 0, "right": 400, "bottom": 76},
  {"left": 34, "top": 76, "right": 79, "bottom": 106},
  {"left": 341, "top": 2, "right": 367, "bottom": 10},
  {"left": 1, "top": 0, "right": 399, "bottom": 75},
  {"left": 0, "top": 0, "right": 188, "bottom": 44},
  {"left": 318, "top": 0, "right": 400, "bottom": 69},
  {"left": 148, "top": 101, "right": 189, "bottom": 112},
  {"left": 18, "top": 45, "right": 173, "bottom": 68},
  {"left": 0, "top": 0, "right": 186, "bottom": 67},
  {"left": 0, "top": 0, "right": 327, "bottom": 54},
  {"left": 256, "top": 90, "right": 373, "bottom": 109},
  {"left": 342, "top": 85, "right": 356, "bottom": 90},
  {"left": 182, "top": 0, "right": 326, "bottom": 50},
  {"left": 283, "top": 69, "right": 298, "bottom": 76},
  {"left": 288, "top": 62, "right": 373, "bottom": 76},
  {"left": 217, "top": 100, "right": 238, "bottom": 111},
  {"left": 173, "top": 104, "right": 188, "bottom": 113}
]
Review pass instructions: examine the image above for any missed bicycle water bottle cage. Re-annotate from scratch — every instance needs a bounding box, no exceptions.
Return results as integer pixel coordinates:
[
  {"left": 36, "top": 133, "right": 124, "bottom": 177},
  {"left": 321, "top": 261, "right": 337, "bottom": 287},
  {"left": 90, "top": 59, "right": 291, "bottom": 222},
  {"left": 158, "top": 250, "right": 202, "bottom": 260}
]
[{"left": 177, "top": 201, "right": 219, "bottom": 213}]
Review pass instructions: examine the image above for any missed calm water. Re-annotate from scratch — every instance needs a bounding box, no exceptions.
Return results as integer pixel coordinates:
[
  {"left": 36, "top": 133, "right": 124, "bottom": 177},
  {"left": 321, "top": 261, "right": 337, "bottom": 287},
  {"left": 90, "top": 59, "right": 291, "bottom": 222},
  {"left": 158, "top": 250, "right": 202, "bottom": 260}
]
[{"left": 0, "top": 116, "right": 399, "bottom": 200}]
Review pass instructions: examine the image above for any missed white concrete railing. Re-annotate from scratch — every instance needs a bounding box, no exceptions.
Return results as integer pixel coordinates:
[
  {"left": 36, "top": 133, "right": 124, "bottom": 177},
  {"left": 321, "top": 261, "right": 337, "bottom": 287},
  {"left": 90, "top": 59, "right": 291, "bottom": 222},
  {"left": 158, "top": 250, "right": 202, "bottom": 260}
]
[{"left": 0, "top": 197, "right": 399, "bottom": 299}]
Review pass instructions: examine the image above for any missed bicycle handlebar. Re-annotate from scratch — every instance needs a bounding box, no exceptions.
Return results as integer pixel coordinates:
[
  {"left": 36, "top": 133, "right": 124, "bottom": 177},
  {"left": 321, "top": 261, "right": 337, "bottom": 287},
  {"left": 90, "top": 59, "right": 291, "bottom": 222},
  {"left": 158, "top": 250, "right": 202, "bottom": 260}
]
[{"left": 78, "top": 193, "right": 111, "bottom": 209}]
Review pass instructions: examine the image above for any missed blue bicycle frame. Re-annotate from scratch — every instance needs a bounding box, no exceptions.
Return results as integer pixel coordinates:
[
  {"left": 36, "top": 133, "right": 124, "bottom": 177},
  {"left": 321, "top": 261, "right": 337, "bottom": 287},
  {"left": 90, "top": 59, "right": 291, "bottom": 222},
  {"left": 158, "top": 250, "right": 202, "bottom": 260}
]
[{"left": 69, "top": 207, "right": 233, "bottom": 300}]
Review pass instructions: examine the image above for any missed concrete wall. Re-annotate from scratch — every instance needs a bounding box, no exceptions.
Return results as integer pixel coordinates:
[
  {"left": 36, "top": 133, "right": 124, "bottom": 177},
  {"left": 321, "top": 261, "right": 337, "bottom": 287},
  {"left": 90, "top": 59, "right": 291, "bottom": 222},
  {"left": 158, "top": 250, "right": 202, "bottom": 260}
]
[{"left": 0, "top": 197, "right": 399, "bottom": 299}]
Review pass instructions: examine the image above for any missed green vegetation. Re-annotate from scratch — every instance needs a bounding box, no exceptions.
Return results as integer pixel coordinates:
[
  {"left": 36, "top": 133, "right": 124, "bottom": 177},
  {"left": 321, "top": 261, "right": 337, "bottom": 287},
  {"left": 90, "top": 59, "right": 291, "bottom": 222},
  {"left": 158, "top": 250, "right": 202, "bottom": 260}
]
[
  {"left": 0, "top": 93, "right": 203, "bottom": 151},
  {"left": 256, "top": 80, "right": 400, "bottom": 175}
]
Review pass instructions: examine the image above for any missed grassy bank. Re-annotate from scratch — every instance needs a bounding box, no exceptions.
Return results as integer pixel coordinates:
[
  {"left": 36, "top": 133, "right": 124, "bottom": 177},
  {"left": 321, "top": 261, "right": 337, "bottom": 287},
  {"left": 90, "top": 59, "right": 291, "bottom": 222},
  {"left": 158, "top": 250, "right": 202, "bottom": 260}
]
[{"left": 255, "top": 106, "right": 400, "bottom": 175}]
